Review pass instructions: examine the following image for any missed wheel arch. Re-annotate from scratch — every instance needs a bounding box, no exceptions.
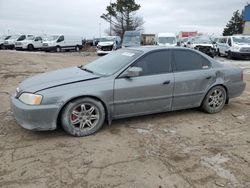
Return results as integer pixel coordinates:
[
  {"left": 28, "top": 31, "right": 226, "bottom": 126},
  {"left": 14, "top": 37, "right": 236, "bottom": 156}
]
[
  {"left": 56, "top": 95, "right": 111, "bottom": 128},
  {"left": 201, "top": 84, "right": 229, "bottom": 106}
]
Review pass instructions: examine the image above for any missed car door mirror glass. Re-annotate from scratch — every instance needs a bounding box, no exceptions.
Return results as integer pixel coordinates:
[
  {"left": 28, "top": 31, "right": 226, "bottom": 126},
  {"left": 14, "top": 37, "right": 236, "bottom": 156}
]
[{"left": 121, "top": 67, "right": 142, "bottom": 78}]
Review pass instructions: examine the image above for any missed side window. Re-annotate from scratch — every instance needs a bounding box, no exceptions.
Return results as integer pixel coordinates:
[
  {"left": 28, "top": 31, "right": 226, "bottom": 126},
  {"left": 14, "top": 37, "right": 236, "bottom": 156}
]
[
  {"left": 57, "top": 36, "right": 64, "bottom": 43},
  {"left": 35, "top": 37, "right": 42, "bottom": 41},
  {"left": 133, "top": 50, "right": 171, "bottom": 76},
  {"left": 173, "top": 50, "right": 210, "bottom": 72}
]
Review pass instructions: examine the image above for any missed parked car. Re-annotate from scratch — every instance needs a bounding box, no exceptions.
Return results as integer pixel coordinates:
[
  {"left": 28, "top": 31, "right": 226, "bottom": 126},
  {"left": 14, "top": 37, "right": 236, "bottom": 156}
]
[
  {"left": 41, "top": 35, "right": 82, "bottom": 52},
  {"left": 217, "top": 35, "right": 250, "bottom": 59},
  {"left": 96, "top": 36, "right": 121, "bottom": 55},
  {"left": 4, "top": 35, "right": 21, "bottom": 49},
  {"left": 156, "top": 33, "right": 177, "bottom": 46},
  {"left": 122, "top": 31, "right": 141, "bottom": 47},
  {"left": 0, "top": 35, "right": 11, "bottom": 49},
  {"left": 15, "top": 35, "right": 43, "bottom": 51},
  {"left": 187, "top": 36, "right": 217, "bottom": 58},
  {"left": 11, "top": 47, "right": 245, "bottom": 137}
]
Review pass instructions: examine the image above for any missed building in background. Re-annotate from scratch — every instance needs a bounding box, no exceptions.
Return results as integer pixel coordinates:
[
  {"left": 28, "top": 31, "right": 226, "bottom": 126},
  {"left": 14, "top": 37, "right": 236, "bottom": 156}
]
[{"left": 243, "top": 4, "right": 250, "bottom": 34}]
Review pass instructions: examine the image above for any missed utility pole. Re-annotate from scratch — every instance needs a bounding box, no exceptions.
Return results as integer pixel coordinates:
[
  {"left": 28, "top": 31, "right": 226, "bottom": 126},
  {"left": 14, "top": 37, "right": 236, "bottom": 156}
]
[{"left": 110, "top": 0, "right": 112, "bottom": 36}]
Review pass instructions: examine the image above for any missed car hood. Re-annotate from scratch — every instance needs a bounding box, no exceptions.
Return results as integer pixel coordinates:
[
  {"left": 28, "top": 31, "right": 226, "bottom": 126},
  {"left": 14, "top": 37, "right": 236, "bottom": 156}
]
[
  {"left": 234, "top": 43, "right": 250, "bottom": 47},
  {"left": 18, "top": 67, "right": 100, "bottom": 93},
  {"left": 98, "top": 41, "right": 114, "bottom": 46}
]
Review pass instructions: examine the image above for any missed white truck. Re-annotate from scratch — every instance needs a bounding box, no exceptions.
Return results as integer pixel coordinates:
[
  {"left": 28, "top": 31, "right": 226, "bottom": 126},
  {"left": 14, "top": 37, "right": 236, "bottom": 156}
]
[
  {"left": 156, "top": 33, "right": 177, "bottom": 46},
  {"left": 15, "top": 35, "right": 43, "bottom": 51},
  {"left": 96, "top": 36, "right": 121, "bottom": 55},
  {"left": 41, "top": 35, "right": 82, "bottom": 52},
  {"left": 217, "top": 35, "right": 250, "bottom": 59}
]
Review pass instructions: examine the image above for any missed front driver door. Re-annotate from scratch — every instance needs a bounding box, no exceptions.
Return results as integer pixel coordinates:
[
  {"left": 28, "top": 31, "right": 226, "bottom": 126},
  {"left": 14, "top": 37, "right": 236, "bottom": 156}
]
[{"left": 113, "top": 50, "right": 174, "bottom": 119}]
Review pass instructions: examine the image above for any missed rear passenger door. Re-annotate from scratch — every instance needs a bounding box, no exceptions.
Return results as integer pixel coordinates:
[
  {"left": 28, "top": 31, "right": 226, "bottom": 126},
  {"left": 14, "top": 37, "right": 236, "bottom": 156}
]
[{"left": 172, "top": 49, "right": 215, "bottom": 110}]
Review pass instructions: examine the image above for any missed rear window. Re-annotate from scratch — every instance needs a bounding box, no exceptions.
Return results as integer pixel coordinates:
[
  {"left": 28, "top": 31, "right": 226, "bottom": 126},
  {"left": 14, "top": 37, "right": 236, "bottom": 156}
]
[{"left": 173, "top": 50, "right": 210, "bottom": 71}]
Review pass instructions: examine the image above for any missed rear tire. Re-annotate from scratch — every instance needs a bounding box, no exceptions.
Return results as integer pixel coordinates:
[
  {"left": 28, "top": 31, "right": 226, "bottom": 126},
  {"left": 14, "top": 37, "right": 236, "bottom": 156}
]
[
  {"left": 227, "top": 51, "right": 233, "bottom": 59},
  {"left": 61, "top": 98, "right": 105, "bottom": 137},
  {"left": 75, "top": 45, "right": 80, "bottom": 52},
  {"left": 201, "top": 86, "right": 227, "bottom": 114}
]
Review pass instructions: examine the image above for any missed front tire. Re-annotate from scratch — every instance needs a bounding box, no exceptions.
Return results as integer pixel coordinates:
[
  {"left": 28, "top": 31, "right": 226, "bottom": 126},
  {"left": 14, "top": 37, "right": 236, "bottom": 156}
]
[
  {"left": 61, "top": 98, "right": 105, "bottom": 137},
  {"left": 201, "top": 86, "right": 227, "bottom": 114},
  {"left": 28, "top": 44, "right": 34, "bottom": 51},
  {"left": 56, "top": 46, "right": 61, "bottom": 52}
]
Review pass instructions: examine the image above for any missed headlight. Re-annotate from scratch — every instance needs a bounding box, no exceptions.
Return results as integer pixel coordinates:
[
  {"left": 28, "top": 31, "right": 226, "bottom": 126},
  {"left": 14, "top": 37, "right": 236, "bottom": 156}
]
[
  {"left": 231, "top": 46, "right": 240, "bottom": 51},
  {"left": 19, "top": 93, "right": 43, "bottom": 105}
]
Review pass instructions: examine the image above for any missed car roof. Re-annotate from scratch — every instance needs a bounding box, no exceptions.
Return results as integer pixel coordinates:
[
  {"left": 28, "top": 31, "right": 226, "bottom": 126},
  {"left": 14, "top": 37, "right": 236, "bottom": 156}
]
[{"left": 126, "top": 46, "right": 189, "bottom": 53}]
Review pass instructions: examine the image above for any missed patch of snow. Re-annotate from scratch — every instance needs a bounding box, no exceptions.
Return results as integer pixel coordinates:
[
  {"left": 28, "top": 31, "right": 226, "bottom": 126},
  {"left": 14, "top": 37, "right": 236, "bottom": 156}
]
[{"left": 201, "top": 153, "right": 239, "bottom": 186}]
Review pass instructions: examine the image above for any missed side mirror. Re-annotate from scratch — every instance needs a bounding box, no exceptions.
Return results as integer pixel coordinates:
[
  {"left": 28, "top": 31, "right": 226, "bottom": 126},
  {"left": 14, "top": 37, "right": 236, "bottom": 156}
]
[{"left": 121, "top": 67, "right": 142, "bottom": 78}]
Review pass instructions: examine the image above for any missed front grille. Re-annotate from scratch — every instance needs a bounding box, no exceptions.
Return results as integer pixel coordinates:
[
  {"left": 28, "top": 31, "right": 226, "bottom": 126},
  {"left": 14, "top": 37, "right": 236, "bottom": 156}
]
[
  {"left": 240, "top": 47, "right": 250, "bottom": 52},
  {"left": 101, "top": 45, "right": 113, "bottom": 51},
  {"left": 43, "top": 43, "right": 48, "bottom": 46},
  {"left": 4, "top": 41, "right": 8, "bottom": 45},
  {"left": 15, "top": 42, "right": 22, "bottom": 45},
  {"left": 195, "top": 46, "right": 212, "bottom": 53}
]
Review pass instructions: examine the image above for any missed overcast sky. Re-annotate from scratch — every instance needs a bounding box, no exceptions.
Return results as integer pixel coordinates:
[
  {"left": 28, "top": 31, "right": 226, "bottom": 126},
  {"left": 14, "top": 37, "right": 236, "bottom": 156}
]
[{"left": 0, "top": 0, "right": 248, "bottom": 38}]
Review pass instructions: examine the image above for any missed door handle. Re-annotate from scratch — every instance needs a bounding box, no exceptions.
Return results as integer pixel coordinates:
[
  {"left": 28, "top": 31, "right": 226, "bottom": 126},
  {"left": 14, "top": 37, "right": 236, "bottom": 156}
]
[{"left": 163, "top": 80, "right": 170, "bottom": 85}]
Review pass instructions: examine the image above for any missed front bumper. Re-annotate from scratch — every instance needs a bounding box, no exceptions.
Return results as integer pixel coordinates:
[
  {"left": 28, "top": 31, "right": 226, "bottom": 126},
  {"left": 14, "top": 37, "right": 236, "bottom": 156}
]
[
  {"left": 4, "top": 44, "right": 15, "bottom": 49},
  {"left": 97, "top": 49, "right": 112, "bottom": 55},
  {"left": 231, "top": 51, "right": 250, "bottom": 58},
  {"left": 10, "top": 95, "right": 59, "bottom": 131}
]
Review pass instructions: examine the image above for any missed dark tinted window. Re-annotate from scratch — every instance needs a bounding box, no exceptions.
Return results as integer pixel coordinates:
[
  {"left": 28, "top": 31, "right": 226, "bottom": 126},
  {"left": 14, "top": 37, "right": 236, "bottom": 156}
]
[
  {"left": 133, "top": 50, "right": 171, "bottom": 76},
  {"left": 17, "top": 35, "right": 26, "bottom": 41},
  {"left": 57, "top": 35, "right": 64, "bottom": 42},
  {"left": 228, "top": 38, "right": 232, "bottom": 46},
  {"left": 173, "top": 50, "right": 210, "bottom": 71},
  {"left": 35, "top": 37, "right": 42, "bottom": 41}
]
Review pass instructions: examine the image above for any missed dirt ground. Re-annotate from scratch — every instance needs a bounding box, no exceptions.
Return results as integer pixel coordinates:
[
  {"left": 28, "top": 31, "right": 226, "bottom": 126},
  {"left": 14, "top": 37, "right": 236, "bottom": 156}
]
[{"left": 0, "top": 50, "right": 250, "bottom": 188}]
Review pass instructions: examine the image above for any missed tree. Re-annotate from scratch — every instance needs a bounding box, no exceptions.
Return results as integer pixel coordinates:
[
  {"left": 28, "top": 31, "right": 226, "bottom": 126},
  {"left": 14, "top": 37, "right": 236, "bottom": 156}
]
[
  {"left": 101, "top": 0, "right": 144, "bottom": 39},
  {"left": 223, "top": 10, "right": 244, "bottom": 36}
]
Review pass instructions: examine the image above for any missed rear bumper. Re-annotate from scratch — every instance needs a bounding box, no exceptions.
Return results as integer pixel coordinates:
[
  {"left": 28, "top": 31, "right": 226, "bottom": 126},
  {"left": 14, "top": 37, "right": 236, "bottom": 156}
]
[
  {"left": 10, "top": 95, "right": 59, "bottom": 131},
  {"left": 227, "top": 81, "right": 246, "bottom": 98}
]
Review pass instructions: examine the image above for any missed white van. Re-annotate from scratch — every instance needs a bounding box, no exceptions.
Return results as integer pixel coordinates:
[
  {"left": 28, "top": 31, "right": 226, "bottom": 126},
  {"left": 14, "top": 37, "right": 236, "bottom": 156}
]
[
  {"left": 41, "top": 35, "right": 82, "bottom": 52},
  {"left": 156, "top": 33, "right": 177, "bottom": 46},
  {"left": 4, "top": 35, "right": 21, "bottom": 49},
  {"left": 15, "top": 35, "right": 43, "bottom": 51},
  {"left": 0, "top": 36, "right": 11, "bottom": 49},
  {"left": 217, "top": 35, "right": 250, "bottom": 59}
]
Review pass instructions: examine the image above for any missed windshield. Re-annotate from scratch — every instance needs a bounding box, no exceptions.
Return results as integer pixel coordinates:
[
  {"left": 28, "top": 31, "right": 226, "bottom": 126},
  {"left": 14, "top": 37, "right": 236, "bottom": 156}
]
[
  {"left": 46, "top": 35, "right": 59, "bottom": 41},
  {"left": 83, "top": 49, "right": 143, "bottom": 76},
  {"left": 192, "top": 37, "right": 212, "bottom": 44},
  {"left": 123, "top": 35, "right": 140, "bottom": 46},
  {"left": 158, "top": 37, "right": 176, "bottom": 44},
  {"left": 9, "top": 35, "right": 20, "bottom": 40},
  {"left": 99, "top": 37, "right": 115, "bottom": 42},
  {"left": 4, "top": 36, "right": 11, "bottom": 40},
  {"left": 232, "top": 36, "right": 250, "bottom": 44}
]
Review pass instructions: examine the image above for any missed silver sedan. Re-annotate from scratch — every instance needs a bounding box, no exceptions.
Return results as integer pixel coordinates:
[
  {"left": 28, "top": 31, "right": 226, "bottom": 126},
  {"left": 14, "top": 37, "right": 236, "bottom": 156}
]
[{"left": 11, "top": 47, "right": 246, "bottom": 136}]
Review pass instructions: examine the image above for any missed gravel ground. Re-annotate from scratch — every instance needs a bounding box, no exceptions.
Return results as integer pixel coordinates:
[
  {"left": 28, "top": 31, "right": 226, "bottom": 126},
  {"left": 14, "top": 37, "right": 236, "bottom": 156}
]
[{"left": 0, "top": 50, "right": 250, "bottom": 188}]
